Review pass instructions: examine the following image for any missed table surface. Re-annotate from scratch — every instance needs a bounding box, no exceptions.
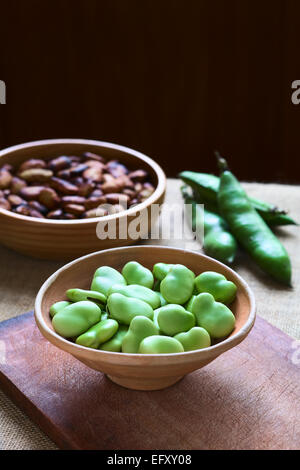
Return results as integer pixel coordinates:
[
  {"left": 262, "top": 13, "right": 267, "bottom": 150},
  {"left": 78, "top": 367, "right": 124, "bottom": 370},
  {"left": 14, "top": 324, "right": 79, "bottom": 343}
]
[{"left": 0, "top": 179, "right": 299, "bottom": 450}]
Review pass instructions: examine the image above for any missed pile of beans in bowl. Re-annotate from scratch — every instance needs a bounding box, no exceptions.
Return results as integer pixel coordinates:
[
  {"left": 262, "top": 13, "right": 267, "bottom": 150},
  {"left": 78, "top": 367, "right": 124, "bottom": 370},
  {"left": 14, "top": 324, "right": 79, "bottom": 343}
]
[
  {"left": 0, "top": 152, "right": 155, "bottom": 219},
  {"left": 50, "top": 262, "right": 237, "bottom": 354}
]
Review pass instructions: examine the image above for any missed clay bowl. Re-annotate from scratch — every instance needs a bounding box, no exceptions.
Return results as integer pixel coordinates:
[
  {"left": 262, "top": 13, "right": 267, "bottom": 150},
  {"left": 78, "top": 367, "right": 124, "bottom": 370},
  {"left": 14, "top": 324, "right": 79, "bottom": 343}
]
[
  {"left": 0, "top": 139, "right": 166, "bottom": 260},
  {"left": 35, "top": 245, "right": 256, "bottom": 391}
]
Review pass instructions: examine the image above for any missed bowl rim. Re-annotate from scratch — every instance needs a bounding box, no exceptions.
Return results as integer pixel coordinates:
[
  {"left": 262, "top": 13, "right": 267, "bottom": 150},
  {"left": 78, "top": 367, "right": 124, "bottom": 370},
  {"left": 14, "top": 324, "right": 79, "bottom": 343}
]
[
  {"left": 35, "top": 245, "right": 256, "bottom": 359},
  {"left": 0, "top": 138, "right": 166, "bottom": 224}
]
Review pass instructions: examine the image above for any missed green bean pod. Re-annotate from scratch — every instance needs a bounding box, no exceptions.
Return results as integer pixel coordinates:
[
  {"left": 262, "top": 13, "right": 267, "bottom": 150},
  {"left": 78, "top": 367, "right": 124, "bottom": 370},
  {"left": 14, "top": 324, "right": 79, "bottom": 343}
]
[
  {"left": 180, "top": 171, "right": 297, "bottom": 226},
  {"left": 217, "top": 159, "right": 292, "bottom": 285},
  {"left": 182, "top": 186, "right": 237, "bottom": 264}
]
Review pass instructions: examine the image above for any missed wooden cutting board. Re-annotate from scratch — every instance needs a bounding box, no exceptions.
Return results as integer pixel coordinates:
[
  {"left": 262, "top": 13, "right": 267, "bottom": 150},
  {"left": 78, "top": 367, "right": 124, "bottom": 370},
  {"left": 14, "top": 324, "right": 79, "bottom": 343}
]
[{"left": 0, "top": 312, "right": 299, "bottom": 450}]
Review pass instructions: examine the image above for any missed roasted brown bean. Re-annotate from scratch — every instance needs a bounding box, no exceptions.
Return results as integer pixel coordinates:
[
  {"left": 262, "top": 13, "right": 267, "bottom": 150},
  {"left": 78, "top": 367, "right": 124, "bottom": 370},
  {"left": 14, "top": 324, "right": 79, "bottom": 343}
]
[
  {"left": 19, "top": 159, "right": 47, "bottom": 172},
  {"left": 106, "top": 160, "right": 128, "bottom": 177},
  {"left": 19, "top": 186, "right": 45, "bottom": 200},
  {"left": 28, "top": 200, "right": 48, "bottom": 215},
  {"left": 38, "top": 187, "right": 60, "bottom": 209},
  {"left": 61, "top": 196, "right": 86, "bottom": 207},
  {"left": 10, "top": 176, "right": 27, "bottom": 194},
  {"left": 62, "top": 212, "right": 77, "bottom": 220},
  {"left": 19, "top": 168, "right": 53, "bottom": 183},
  {"left": 7, "top": 194, "right": 25, "bottom": 206},
  {"left": 1, "top": 164, "right": 14, "bottom": 173},
  {"left": 48, "top": 156, "right": 72, "bottom": 172},
  {"left": 0, "top": 169, "right": 12, "bottom": 189},
  {"left": 64, "top": 204, "right": 86, "bottom": 216},
  {"left": 105, "top": 193, "right": 130, "bottom": 206},
  {"left": 50, "top": 177, "right": 78, "bottom": 195},
  {"left": 0, "top": 198, "right": 11, "bottom": 210},
  {"left": 83, "top": 166, "right": 103, "bottom": 182},
  {"left": 128, "top": 170, "right": 148, "bottom": 182},
  {"left": 82, "top": 152, "right": 105, "bottom": 163},
  {"left": 47, "top": 209, "right": 63, "bottom": 219},
  {"left": 84, "top": 196, "right": 107, "bottom": 210},
  {"left": 78, "top": 181, "right": 95, "bottom": 197}
]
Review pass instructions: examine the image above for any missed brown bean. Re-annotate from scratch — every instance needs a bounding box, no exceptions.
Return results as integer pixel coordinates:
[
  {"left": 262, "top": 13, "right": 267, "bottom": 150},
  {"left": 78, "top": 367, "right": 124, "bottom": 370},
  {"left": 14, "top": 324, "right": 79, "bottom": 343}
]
[
  {"left": 58, "top": 164, "right": 88, "bottom": 180},
  {"left": 82, "top": 152, "right": 106, "bottom": 163},
  {"left": 38, "top": 187, "right": 60, "bottom": 209},
  {"left": 61, "top": 196, "right": 86, "bottom": 207},
  {"left": 28, "top": 200, "right": 48, "bottom": 215},
  {"left": 134, "top": 182, "right": 143, "bottom": 193},
  {"left": 19, "top": 159, "right": 47, "bottom": 172},
  {"left": 1, "top": 164, "right": 14, "bottom": 173},
  {"left": 13, "top": 203, "right": 31, "bottom": 216},
  {"left": 19, "top": 186, "right": 45, "bottom": 200},
  {"left": 78, "top": 181, "right": 95, "bottom": 197},
  {"left": 7, "top": 194, "right": 25, "bottom": 206},
  {"left": 19, "top": 168, "right": 53, "bottom": 183},
  {"left": 106, "top": 160, "right": 128, "bottom": 177},
  {"left": 47, "top": 209, "right": 63, "bottom": 219},
  {"left": 128, "top": 170, "right": 148, "bottom": 182},
  {"left": 105, "top": 193, "right": 130, "bottom": 206},
  {"left": 89, "top": 188, "right": 103, "bottom": 198},
  {"left": 10, "top": 176, "right": 27, "bottom": 194},
  {"left": 0, "top": 169, "right": 12, "bottom": 189},
  {"left": 84, "top": 207, "right": 108, "bottom": 218},
  {"left": 13, "top": 203, "right": 44, "bottom": 218},
  {"left": 139, "top": 187, "right": 155, "bottom": 200},
  {"left": 0, "top": 198, "right": 11, "bottom": 210},
  {"left": 85, "top": 196, "right": 107, "bottom": 210},
  {"left": 47, "top": 156, "right": 72, "bottom": 172},
  {"left": 123, "top": 188, "right": 136, "bottom": 199},
  {"left": 83, "top": 166, "right": 103, "bottom": 182},
  {"left": 64, "top": 204, "right": 85, "bottom": 216},
  {"left": 49, "top": 177, "right": 78, "bottom": 195},
  {"left": 28, "top": 208, "right": 45, "bottom": 218},
  {"left": 62, "top": 213, "right": 77, "bottom": 220}
]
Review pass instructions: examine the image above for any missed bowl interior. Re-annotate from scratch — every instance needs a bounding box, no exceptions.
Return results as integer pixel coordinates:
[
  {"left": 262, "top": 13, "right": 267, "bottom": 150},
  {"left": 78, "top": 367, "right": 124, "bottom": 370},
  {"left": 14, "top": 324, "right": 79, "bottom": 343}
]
[{"left": 40, "top": 245, "right": 253, "bottom": 343}]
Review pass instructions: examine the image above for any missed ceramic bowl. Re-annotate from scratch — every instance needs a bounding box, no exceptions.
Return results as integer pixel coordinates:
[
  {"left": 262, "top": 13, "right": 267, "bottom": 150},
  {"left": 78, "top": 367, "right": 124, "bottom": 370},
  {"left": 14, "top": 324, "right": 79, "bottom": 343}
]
[
  {"left": 35, "top": 245, "right": 256, "bottom": 391},
  {"left": 0, "top": 139, "right": 166, "bottom": 260}
]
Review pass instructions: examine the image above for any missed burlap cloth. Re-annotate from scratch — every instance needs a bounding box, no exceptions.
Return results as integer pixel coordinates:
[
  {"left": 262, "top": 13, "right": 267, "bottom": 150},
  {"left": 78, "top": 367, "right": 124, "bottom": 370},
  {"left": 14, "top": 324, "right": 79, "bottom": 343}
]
[{"left": 0, "top": 179, "right": 299, "bottom": 450}]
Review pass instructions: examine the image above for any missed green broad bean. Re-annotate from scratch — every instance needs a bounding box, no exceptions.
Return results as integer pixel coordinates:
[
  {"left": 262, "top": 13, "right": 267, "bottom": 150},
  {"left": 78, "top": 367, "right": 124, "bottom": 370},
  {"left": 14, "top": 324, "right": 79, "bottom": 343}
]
[
  {"left": 157, "top": 291, "right": 168, "bottom": 307},
  {"left": 107, "top": 293, "right": 154, "bottom": 325},
  {"left": 160, "top": 264, "right": 195, "bottom": 304},
  {"left": 99, "top": 325, "right": 128, "bottom": 352},
  {"left": 155, "top": 304, "right": 195, "bottom": 336},
  {"left": 66, "top": 288, "right": 106, "bottom": 306},
  {"left": 184, "top": 295, "right": 196, "bottom": 313},
  {"left": 101, "top": 311, "right": 109, "bottom": 320},
  {"left": 174, "top": 327, "right": 211, "bottom": 351},
  {"left": 75, "top": 319, "right": 118, "bottom": 349},
  {"left": 49, "top": 301, "right": 71, "bottom": 318},
  {"left": 108, "top": 284, "right": 161, "bottom": 309},
  {"left": 52, "top": 301, "right": 101, "bottom": 338},
  {"left": 122, "top": 316, "right": 159, "bottom": 353},
  {"left": 139, "top": 335, "right": 184, "bottom": 354},
  {"left": 122, "top": 261, "right": 154, "bottom": 288},
  {"left": 192, "top": 293, "right": 235, "bottom": 339},
  {"left": 195, "top": 271, "right": 237, "bottom": 304},
  {"left": 153, "top": 263, "right": 174, "bottom": 281},
  {"left": 91, "top": 266, "right": 126, "bottom": 296}
]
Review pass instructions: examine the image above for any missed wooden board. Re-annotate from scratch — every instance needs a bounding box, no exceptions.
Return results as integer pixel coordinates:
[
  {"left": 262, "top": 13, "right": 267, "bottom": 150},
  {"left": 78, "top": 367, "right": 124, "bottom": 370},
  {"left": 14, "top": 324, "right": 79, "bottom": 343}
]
[{"left": 0, "top": 312, "right": 299, "bottom": 450}]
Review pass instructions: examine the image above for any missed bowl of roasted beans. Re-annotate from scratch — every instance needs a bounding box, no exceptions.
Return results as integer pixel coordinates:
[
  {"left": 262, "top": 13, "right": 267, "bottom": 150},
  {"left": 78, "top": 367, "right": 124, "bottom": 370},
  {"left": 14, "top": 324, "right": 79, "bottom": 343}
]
[
  {"left": 35, "top": 245, "right": 256, "bottom": 390},
  {"left": 0, "top": 139, "right": 166, "bottom": 260}
]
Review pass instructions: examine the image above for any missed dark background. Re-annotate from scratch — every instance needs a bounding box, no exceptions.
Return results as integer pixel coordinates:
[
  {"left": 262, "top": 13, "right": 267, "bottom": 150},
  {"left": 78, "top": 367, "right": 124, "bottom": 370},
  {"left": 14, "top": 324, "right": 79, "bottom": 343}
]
[{"left": 0, "top": 0, "right": 300, "bottom": 182}]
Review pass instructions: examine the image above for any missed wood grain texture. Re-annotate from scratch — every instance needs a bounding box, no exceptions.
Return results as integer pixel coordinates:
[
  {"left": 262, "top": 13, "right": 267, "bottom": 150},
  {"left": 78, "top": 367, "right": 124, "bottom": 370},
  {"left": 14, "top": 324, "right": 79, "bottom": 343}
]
[{"left": 0, "top": 311, "right": 299, "bottom": 450}]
